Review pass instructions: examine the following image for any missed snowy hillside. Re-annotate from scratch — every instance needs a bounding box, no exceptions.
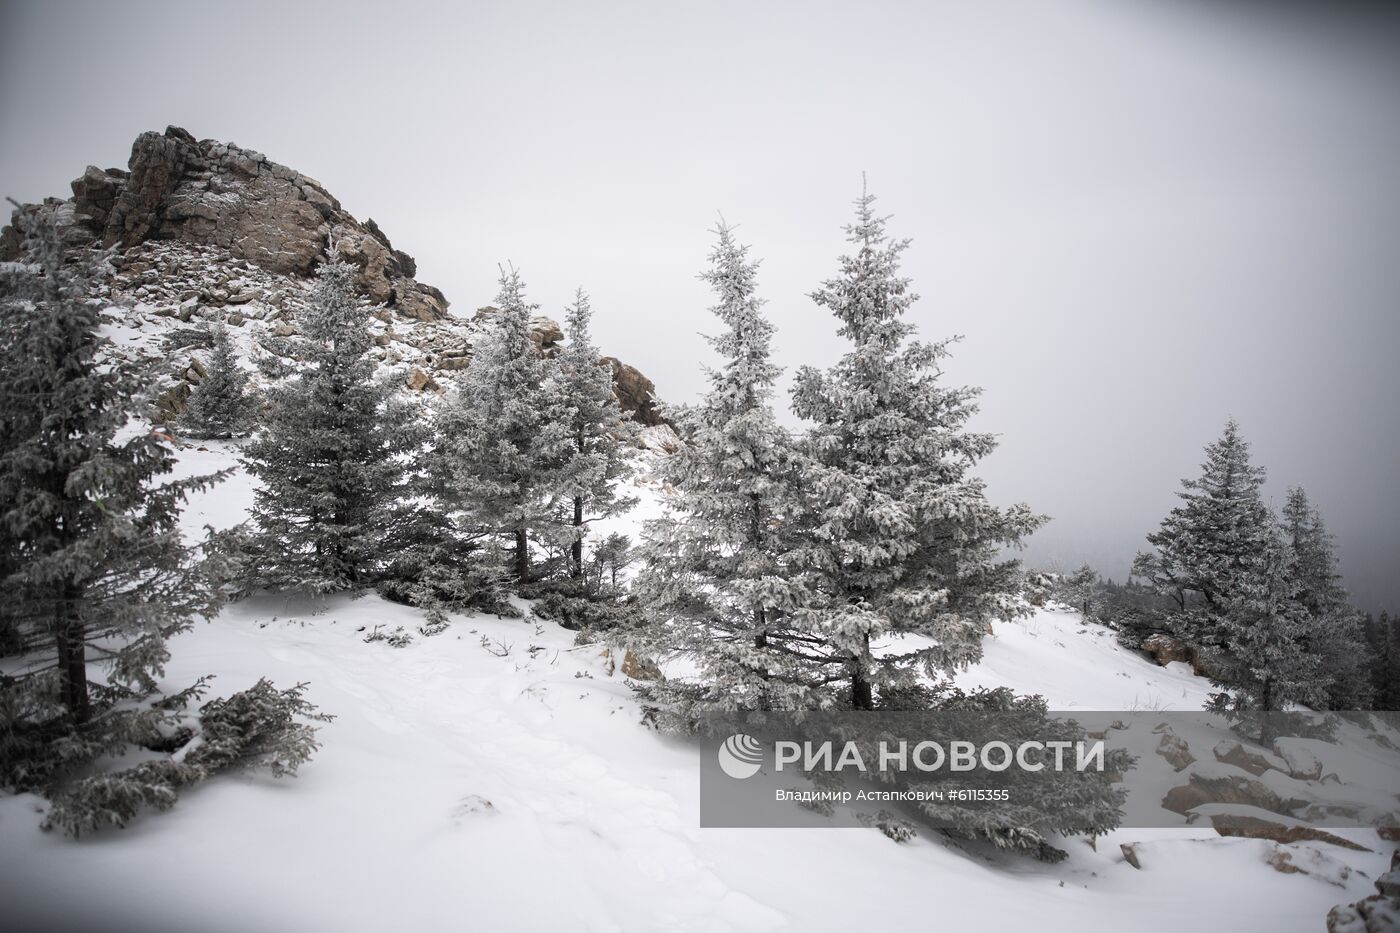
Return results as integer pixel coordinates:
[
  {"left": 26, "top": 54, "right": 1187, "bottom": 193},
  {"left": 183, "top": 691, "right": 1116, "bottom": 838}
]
[{"left": 0, "top": 444, "right": 1391, "bottom": 933}]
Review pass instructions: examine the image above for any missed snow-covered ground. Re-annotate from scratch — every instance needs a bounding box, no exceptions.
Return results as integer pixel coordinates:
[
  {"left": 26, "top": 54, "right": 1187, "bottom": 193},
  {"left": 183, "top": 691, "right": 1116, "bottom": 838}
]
[{"left": 1, "top": 444, "right": 1391, "bottom": 932}]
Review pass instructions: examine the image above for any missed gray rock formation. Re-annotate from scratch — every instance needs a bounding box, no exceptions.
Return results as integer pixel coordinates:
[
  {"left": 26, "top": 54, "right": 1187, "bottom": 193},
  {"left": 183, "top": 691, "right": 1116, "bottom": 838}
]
[
  {"left": 3, "top": 125, "right": 445, "bottom": 321},
  {"left": 2, "top": 126, "right": 667, "bottom": 430}
]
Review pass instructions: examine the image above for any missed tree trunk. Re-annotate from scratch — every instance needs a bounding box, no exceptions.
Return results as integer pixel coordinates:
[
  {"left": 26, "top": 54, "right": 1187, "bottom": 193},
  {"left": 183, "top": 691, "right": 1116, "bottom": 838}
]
[
  {"left": 851, "top": 664, "right": 874, "bottom": 710},
  {"left": 851, "top": 632, "right": 874, "bottom": 710},
  {"left": 515, "top": 528, "right": 530, "bottom": 583},
  {"left": 750, "top": 494, "right": 767, "bottom": 649},
  {"left": 55, "top": 590, "right": 89, "bottom": 723},
  {"left": 570, "top": 495, "right": 584, "bottom": 579}
]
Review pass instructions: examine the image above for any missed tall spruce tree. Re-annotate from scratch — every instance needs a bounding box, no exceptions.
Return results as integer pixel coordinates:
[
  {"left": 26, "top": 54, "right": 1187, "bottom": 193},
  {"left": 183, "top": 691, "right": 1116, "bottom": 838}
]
[
  {"left": 435, "top": 266, "right": 569, "bottom": 584},
  {"left": 1280, "top": 486, "right": 1371, "bottom": 708},
  {"left": 179, "top": 321, "right": 254, "bottom": 439},
  {"left": 241, "top": 257, "right": 414, "bottom": 593},
  {"left": 0, "top": 209, "right": 220, "bottom": 779},
  {"left": 1057, "top": 564, "right": 1102, "bottom": 617},
  {"left": 1132, "top": 419, "right": 1274, "bottom": 649},
  {"left": 1368, "top": 611, "right": 1400, "bottom": 710},
  {"left": 552, "top": 289, "right": 638, "bottom": 582},
  {"left": 631, "top": 223, "right": 820, "bottom": 714},
  {"left": 1206, "top": 514, "right": 1325, "bottom": 714},
  {"left": 1385, "top": 612, "right": 1400, "bottom": 709},
  {"left": 789, "top": 187, "right": 1045, "bottom": 710}
]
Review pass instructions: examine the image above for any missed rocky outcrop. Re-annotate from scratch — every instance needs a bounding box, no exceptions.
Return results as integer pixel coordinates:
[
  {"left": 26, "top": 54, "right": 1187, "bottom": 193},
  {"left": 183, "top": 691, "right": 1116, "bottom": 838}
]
[
  {"left": 4, "top": 126, "right": 448, "bottom": 322},
  {"left": 602, "top": 357, "right": 663, "bottom": 426},
  {"left": 3, "top": 126, "right": 668, "bottom": 430}
]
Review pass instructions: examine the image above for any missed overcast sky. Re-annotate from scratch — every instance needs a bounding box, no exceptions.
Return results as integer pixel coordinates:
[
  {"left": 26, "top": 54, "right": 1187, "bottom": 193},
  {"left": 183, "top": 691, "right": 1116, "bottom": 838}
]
[{"left": 2, "top": 0, "right": 1398, "bottom": 610}]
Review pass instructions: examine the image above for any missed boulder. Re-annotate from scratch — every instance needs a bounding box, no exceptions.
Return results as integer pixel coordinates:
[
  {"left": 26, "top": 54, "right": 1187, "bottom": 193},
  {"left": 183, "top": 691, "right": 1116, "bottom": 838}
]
[
  {"left": 1265, "top": 843, "right": 1355, "bottom": 887},
  {"left": 471, "top": 307, "right": 564, "bottom": 350},
  {"left": 405, "top": 368, "right": 440, "bottom": 393},
  {"left": 1156, "top": 733, "right": 1195, "bottom": 771},
  {"left": 620, "top": 650, "right": 661, "bottom": 681},
  {"left": 1273, "top": 738, "right": 1324, "bottom": 782},
  {"left": 1162, "top": 773, "right": 1304, "bottom": 819},
  {"left": 70, "top": 165, "right": 126, "bottom": 230},
  {"left": 332, "top": 225, "right": 396, "bottom": 303},
  {"left": 528, "top": 315, "right": 564, "bottom": 352},
  {"left": 1214, "top": 739, "right": 1284, "bottom": 777},
  {"left": 1209, "top": 814, "right": 1372, "bottom": 851},
  {"left": 392, "top": 279, "right": 449, "bottom": 321},
  {"left": 1142, "top": 633, "right": 1192, "bottom": 666},
  {"left": 1327, "top": 895, "right": 1400, "bottom": 933},
  {"left": 602, "top": 356, "right": 663, "bottom": 426},
  {"left": 1139, "top": 633, "right": 1223, "bottom": 677}
]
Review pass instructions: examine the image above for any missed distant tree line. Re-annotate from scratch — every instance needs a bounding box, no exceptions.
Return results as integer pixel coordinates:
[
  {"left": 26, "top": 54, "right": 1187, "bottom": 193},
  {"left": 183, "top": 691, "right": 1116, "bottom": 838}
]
[{"left": 1050, "top": 423, "right": 1393, "bottom": 714}]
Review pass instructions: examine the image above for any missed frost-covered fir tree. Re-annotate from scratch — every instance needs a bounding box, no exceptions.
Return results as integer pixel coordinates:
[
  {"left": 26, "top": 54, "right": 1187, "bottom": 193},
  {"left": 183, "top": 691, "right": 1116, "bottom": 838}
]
[
  {"left": 552, "top": 289, "right": 637, "bottom": 581},
  {"left": 1371, "top": 611, "right": 1399, "bottom": 709},
  {"left": 1132, "top": 419, "right": 1275, "bottom": 649},
  {"left": 0, "top": 209, "right": 220, "bottom": 783},
  {"left": 435, "top": 266, "right": 569, "bottom": 584},
  {"left": 631, "top": 223, "right": 820, "bottom": 714},
  {"left": 1206, "top": 514, "right": 1325, "bottom": 714},
  {"left": 1057, "top": 564, "right": 1101, "bottom": 617},
  {"left": 241, "top": 257, "right": 415, "bottom": 593},
  {"left": 591, "top": 532, "right": 635, "bottom": 594},
  {"left": 789, "top": 187, "right": 1044, "bottom": 710},
  {"left": 1280, "top": 486, "right": 1371, "bottom": 708},
  {"left": 179, "top": 321, "right": 254, "bottom": 439}
]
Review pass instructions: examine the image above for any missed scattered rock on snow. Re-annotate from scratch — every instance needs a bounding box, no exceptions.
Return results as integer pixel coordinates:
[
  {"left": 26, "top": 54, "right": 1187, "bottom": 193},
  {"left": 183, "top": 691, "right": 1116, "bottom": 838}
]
[
  {"left": 1156, "top": 732, "right": 1195, "bottom": 771},
  {"left": 1265, "top": 843, "right": 1355, "bottom": 888},
  {"left": 1328, "top": 868, "right": 1400, "bottom": 933},
  {"left": 1379, "top": 869, "right": 1400, "bottom": 898},
  {"left": 1327, "top": 894, "right": 1400, "bottom": 933},
  {"left": 1162, "top": 773, "right": 1304, "bottom": 819},
  {"left": 1273, "top": 738, "right": 1325, "bottom": 782},
  {"left": 1214, "top": 739, "right": 1285, "bottom": 777},
  {"left": 1209, "top": 814, "right": 1372, "bottom": 852}
]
